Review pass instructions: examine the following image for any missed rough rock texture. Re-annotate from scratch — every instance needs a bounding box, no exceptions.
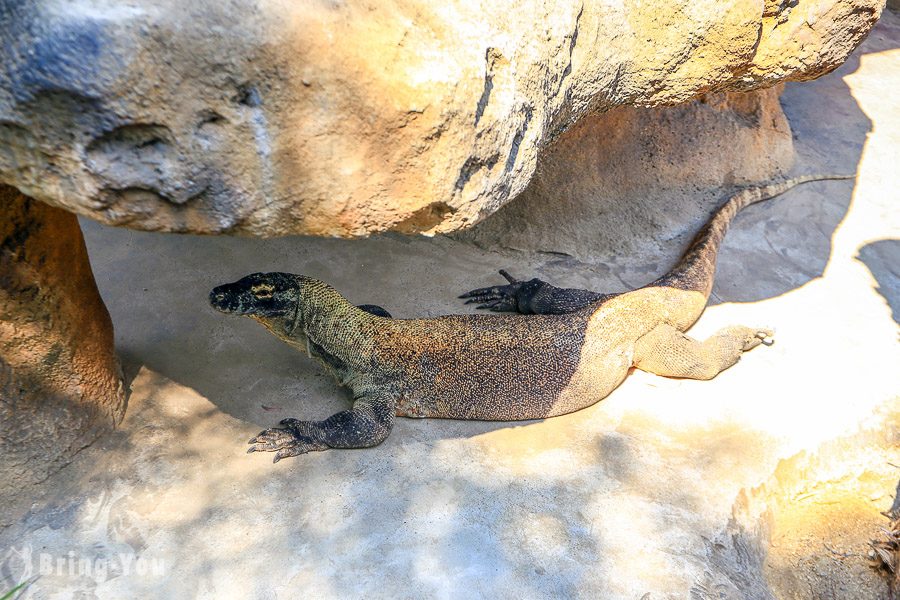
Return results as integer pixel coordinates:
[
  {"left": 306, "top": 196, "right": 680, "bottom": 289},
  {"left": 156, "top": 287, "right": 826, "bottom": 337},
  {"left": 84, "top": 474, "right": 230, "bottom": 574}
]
[
  {"left": 751, "top": 414, "right": 900, "bottom": 599},
  {"left": 459, "top": 86, "right": 794, "bottom": 261},
  {"left": 0, "top": 186, "right": 125, "bottom": 517},
  {"left": 0, "top": 0, "right": 883, "bottom": 237}
]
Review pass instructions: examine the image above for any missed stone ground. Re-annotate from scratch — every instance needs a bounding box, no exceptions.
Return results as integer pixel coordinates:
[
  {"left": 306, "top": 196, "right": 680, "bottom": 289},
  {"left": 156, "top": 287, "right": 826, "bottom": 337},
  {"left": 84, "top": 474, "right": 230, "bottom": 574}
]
[{"left": 2, "top": 12, "right": 899, "bottom": 600}]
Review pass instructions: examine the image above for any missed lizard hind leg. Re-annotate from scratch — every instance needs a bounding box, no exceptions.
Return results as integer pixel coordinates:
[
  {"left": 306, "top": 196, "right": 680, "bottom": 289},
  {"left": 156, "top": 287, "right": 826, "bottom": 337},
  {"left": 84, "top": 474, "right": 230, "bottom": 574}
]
[
  {"left": 459, "top": 269, "right": 611, "bottom": 314},
  {"left": 458, "top": 269, "right": 524, "bottom": 312},
  {"left": 633, "top": 323, "right": 774, "bottom": 381}
]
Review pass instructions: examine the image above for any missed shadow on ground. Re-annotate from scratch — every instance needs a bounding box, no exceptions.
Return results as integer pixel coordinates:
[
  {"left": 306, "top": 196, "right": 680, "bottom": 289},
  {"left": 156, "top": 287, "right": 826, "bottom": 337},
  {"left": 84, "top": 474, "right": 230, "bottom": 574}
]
[{"left": 858, "top": 239, "right": 900, "bottom": 324}]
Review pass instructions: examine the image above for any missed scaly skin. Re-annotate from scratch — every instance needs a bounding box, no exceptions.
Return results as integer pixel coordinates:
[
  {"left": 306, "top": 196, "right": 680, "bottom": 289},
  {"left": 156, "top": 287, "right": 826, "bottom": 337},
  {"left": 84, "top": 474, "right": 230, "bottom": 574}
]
[{"left": 210, "top": 175, "right": 851, "bottom": 462}]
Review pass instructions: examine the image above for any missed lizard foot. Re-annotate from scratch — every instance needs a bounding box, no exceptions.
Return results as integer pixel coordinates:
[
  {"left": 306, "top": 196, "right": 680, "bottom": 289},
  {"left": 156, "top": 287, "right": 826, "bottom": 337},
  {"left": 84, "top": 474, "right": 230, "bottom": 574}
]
[
  {"left": 247, "top": 421, "right": 328, "bottom": 463},
  {"left": 458, "top": 269, "right": 522, "bottom": 311}
]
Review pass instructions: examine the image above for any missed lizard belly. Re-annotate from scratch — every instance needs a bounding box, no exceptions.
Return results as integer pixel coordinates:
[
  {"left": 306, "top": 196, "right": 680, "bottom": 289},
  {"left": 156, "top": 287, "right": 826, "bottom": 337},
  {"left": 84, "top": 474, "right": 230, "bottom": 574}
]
[
  {"left": 397, "top": 356, "right": 575, "bottom": 421},
  {"left": 387, "top": 316, "right": 590, "bottom": 421},
  {"left": 548, "top": 340, "right": 633, "bottom": 417},
  {"left": 548, "top": 295, "right": 657, "bottom": 416}
]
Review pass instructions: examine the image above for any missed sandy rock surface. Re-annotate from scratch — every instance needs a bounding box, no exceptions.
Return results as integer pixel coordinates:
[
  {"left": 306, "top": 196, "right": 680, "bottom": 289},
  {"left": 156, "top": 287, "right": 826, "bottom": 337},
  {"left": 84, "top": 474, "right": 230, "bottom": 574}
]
[{"left": 0, "top": 0, "right": 883, "bottom": 236}]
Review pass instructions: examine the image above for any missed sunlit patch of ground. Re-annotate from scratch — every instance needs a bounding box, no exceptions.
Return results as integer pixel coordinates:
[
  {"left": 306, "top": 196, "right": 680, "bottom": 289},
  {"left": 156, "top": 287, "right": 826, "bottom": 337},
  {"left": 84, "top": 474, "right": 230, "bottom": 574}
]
[{"left": 751, "top": 411, "right": 900, "bottom": 599}]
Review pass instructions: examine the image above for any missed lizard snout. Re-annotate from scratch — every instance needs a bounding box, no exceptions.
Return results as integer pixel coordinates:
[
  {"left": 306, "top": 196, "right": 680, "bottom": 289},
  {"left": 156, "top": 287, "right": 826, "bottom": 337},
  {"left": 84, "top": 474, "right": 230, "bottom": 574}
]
[{"left": 209, "top": 287, "right": 236, "bottom": 313}]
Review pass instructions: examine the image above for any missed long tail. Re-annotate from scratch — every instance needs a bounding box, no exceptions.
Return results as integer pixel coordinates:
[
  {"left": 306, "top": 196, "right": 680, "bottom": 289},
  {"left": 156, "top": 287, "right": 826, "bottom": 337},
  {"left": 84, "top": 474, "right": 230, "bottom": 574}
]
[{"left": 654, "top": 174, "right": 854, "bottom": 295}]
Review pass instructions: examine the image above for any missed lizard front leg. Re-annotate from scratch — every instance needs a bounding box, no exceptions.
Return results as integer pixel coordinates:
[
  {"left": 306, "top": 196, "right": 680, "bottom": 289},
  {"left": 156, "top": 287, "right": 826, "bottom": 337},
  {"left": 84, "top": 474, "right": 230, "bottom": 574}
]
[
  {"left": 247, "top": 389, "right": 396, "bottom": 462},
  {"left": 459, "top": 270, "right": 612, "bottom": 314},
  {"left": 633, "top": 323, "right": 774, "bottom": 380}
]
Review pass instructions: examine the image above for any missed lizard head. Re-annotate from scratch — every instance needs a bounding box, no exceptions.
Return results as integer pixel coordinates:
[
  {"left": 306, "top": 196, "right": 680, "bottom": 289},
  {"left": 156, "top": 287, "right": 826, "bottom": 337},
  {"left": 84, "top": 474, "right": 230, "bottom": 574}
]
[{"left": 209, "top": 272, "right": 300, "bottom": 317}]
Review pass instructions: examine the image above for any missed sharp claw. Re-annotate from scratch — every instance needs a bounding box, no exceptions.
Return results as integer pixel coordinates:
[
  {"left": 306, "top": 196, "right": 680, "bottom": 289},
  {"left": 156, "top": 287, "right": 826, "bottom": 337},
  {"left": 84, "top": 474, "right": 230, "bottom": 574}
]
[
  {"left": 272, "top": 455, "right": 281, "bottom": 463},
  {"left": 274, "top": 447, "right": 305, "bottom": 463},
  {"left": 499, "top": 269, "right": 518, "bottom": 284},
  {"left": 247, "top": 447, "right": 257, "bottom": 453},
  {"left": 755, "top": 330, "right": 775, "bottom": 346},
  {"left": 248, "top": 437, "right": 258, "bottom": 444}
]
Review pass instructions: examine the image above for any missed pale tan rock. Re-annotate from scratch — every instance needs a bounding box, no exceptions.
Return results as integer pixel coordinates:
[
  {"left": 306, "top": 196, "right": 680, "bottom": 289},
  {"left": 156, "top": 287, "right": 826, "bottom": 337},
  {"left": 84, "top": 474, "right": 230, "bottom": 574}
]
[
  {"left": 459, "top": 86, "right": 794, "bottom": 261},
  {"left": 0, "top": 0, "right": 883, "bottom": 237}
]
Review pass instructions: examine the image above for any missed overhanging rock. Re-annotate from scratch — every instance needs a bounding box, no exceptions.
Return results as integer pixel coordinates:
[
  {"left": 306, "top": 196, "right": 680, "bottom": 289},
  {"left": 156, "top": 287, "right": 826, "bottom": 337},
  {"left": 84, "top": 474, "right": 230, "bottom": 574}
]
[{"left": 0, "top": 0, "right": 883, "bottom": 236}]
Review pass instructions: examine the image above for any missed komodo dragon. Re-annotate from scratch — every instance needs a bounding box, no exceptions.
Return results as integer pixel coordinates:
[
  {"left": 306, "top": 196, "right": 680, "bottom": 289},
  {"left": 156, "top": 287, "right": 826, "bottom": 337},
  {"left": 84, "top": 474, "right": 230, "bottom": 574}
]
[{"left": 210, "top": 175, "right": 850, "bottom": 462}]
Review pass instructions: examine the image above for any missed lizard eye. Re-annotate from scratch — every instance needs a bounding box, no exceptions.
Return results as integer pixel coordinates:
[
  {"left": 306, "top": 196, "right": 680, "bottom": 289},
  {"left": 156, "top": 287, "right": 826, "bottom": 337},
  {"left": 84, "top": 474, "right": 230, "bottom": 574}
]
[{"left": 251, "top": 285, "right": 275, "bottom": 299}]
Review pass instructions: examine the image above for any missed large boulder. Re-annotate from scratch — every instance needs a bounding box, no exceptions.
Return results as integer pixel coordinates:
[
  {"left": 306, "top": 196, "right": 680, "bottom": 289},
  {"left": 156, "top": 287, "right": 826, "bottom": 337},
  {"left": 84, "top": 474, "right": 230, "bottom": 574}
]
[{"left": 0, "top": 0, "right": 883, "bottom": 237}]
